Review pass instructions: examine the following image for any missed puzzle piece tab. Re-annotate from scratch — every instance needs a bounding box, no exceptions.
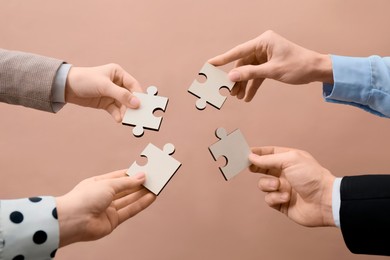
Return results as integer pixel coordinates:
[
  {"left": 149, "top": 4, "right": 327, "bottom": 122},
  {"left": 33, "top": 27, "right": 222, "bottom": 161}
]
[
  {"left": 122, "top": 86, "right": 168, "bottom": 137},
  {"left": 127, "top": 143, "right": 182, "bottom": 195},
  {"left": 208, "top": 128, "right": 251, "bottom": 181},
  {"left": 188, "top": 63, "right": 234, "bottom": 110}
]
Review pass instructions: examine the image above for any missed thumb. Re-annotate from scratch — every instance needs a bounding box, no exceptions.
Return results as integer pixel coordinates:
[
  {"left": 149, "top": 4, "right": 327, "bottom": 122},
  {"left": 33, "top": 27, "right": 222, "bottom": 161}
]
[
  {"left": 228, "top": 63, "right": 273, "bottom": 82},
  {"left": 249, "top": 153, "right": 287, "bottom": 176}
]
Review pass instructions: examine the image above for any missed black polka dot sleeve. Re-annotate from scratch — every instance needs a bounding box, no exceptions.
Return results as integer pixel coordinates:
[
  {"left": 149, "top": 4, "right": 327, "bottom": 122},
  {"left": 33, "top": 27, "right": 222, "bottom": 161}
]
[{"left": 0, "top": 196, "right": 59, "bottom": 260}]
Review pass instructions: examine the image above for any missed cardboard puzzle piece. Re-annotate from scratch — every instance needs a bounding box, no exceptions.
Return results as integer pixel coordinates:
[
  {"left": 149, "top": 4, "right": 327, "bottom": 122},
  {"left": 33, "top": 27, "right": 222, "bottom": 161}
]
[
  {"left": 122, "top": 86, "right": 168, "bottom": 137},
  {"left": 188, "top": 63, "right": 235, "bottom": 110},
  {"left": 208, "top": 128, "right": 251, "bottom": 181},
  {"left": 127, "top": 143, "right": 182, "bottom": 195}
]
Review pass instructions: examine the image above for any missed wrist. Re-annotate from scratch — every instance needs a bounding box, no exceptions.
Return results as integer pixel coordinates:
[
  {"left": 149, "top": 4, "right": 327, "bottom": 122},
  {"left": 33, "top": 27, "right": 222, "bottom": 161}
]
[
  {"left": 313, "top": 53, "right": 334, "bottom": 84},
  {"left": 56, "top": 195, "right": 86, "bottom": 247},
  {"left": 64, "top": 66, "right": 81, "bottom": 104},
  {"left": 320, "top": 173, "right": 336, "bottom": 227}
]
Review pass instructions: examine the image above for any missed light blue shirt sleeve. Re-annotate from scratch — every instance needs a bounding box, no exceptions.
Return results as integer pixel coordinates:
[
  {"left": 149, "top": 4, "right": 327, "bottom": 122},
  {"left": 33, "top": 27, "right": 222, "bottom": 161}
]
[
  {"left": 323, "top": 55, "right": 390, "bottom": 118},
  {"left": 332, "top": 177, "right": 342, "bottom": 228},
  {"left": 51, "top": 63, "right": 72, "bottom": 112}
]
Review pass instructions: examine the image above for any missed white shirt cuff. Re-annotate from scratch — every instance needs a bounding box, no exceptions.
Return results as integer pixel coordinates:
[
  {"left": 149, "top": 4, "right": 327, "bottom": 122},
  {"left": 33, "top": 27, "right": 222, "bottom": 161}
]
[
  {"left": 332, "top": 177, "right": 342, "bottom": 228},
  {"left": 51, "top": 63, "right": 72, "bottom": 112}
]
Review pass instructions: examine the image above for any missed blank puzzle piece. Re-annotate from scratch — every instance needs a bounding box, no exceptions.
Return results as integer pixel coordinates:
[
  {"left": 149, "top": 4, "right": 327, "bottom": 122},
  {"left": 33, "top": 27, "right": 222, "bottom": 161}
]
[
  {"left": 122, "top": 86, "right": 168, "bottom": 137},
  {"left": 188, "top": 63, "right": 235, "bottom": 110},
  {"left": 127, "top": 143, "right": 182, "bottom": 195},
  {"left": 208, "top": 128, "right": 251, "bottom": 181}
]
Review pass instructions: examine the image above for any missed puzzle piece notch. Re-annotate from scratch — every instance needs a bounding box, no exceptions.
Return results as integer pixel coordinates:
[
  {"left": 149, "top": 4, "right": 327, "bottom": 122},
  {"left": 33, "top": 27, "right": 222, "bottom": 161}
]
[
  {"left": 126, "top": 143, "right": 181, "bottom": 195},
  {"left": 122, "top": 86, "right": 168, "bottom": 137},
  {"left": 208, "top": 127, "right": 251, "bottom": 181},
  {"left": 188, "top": 63, "right": 235, "bottom": 110}
]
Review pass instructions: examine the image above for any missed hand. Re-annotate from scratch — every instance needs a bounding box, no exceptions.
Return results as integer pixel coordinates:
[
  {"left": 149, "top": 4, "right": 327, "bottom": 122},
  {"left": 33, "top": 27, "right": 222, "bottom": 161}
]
[
  {"left": 65, "top": 64, "right": 143, "bottom": 122},
  {"left": 249, "top": 146, "right": 336, "bottom": 227},
  {"left": 56, "top": 170, "right": 156, "bottom": 247},
  {"left": 208, "top": 30, "right": 333, "bottom": 101}
]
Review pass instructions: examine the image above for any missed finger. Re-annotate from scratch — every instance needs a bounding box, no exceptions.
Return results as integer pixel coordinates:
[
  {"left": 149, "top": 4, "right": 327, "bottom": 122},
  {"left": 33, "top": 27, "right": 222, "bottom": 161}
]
[
  {"left": 233, "top": 59, "right": 249, "bottom": 99},
  {"left": 230, "top": 83, "right": 241, "bottom": 96},
  {"left": 114, "top": 187, "right": 149, "bottom": 210},
  {"left": 108, "top": 63, "right": 143, "bottom": 93},
  {"left": 250, "top": 165, "right": 280, "bottom": 178},
  {"left": 232, "top": 81, "right": 247, "bottom": 99},
  {"left": 105, "top": 102, "right": 122, "bottom": 122},
  {"left": 94, "top": 169, "right": 128, "bottom": 181},
  {"left": 258, "top": 176, "right": 280, "bottom": 192},
  {"left": 228, "top": 63, "right": 274, "bottom": 82},
  {"left": 237, "top": 83, "right": 247, "bottom": 100},
  {"left": 249, "top": 152, "right": 292, "bottom": 175},
  {"left": 105, "top": 174, "right": 146, "bottom": 194},
  {"left": 251, "top": 146, "right": 293, "bottom": 156},
  {"left": 119, "top": 104, "right": 128, "bottom": 119},
  {"left": 117, "top": 191, "right": 156, "bottom": 224},
  {"left": 102, "top": 82, "right": 140, "bottom": 109},
  {"left": 120, "top": 70, "right": 143, "bottom": 93},
  {"left": 264, "top": 192, "right": 290, "bottom": 209},
  {"left": 113, "top": 181, "right": 145, "bottom": 200},
  {"left": 249, "top": 163, "right": 269, "bottom": 174},
  {"left": 244, "top": 78, "right": 265, "bottom": 102},
  {"left": 250, "top": 146, "right": 308, "bottom": 170},
  {"left": 208, "top": 39, "right": 258, "bottom": 66}
]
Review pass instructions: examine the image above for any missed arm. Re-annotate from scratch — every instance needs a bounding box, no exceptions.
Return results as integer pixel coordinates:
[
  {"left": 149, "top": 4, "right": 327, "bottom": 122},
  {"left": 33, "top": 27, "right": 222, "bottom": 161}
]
[
  {"left": 0, "top": 48, "right": 64, "bottom": 112},
  {"left": 208, "top": 30, "right": 390, "bottom": 117},
  {"left": 250, "top": 147, "right": 390, "bottom": 256},
  {"left": 208, "top": 30, "right": 333, "bottom": 101},
  {"left": 324, "top": 55, "right": 390, "bottom": 117},
  {"left": 339, "top": 175, "right": 390, "bottom": 256},
  {"left": 0, "top": 49, "right": 142, "bottom": 122},
  {"left": 0, "top": 196, "right": 59, "bottom": 259},
  {"left": 0, "top": 170, "right": 155, "bottom": 259}
]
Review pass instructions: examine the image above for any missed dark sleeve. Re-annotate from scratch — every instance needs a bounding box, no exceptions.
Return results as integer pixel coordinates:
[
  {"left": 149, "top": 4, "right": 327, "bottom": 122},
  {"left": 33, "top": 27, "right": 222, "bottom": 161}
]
[{"left": 340, "top": 175, "right": 390, "bottom": 256}]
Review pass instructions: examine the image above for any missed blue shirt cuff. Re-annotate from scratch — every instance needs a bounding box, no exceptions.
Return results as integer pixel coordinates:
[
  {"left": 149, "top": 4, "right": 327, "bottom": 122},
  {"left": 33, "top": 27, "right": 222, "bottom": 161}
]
[
  {"left": 323, "top": 55, "right": 390, "bottom": 118},
  {"left": 51, "top": 63, "right": 72, "bottom": 112}
]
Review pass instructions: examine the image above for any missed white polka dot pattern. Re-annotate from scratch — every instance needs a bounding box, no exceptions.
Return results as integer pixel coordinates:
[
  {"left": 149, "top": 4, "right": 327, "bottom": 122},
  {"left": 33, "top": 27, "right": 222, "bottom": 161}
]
[{"left": 0, "top": 196, "right": 59, "bottom": 260}]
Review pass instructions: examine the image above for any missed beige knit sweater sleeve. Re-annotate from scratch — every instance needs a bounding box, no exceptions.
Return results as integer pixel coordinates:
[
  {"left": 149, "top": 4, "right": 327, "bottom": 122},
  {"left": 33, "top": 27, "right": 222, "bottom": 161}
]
[{"left": 0, "top": 49, "right": 64, "bottom": 112}]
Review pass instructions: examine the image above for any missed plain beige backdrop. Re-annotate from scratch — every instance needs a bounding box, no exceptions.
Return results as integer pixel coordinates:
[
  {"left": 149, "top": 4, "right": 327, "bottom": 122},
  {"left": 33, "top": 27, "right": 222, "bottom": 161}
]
[{"left": 1, "top": 0, "right": 390, "bottom": 259}]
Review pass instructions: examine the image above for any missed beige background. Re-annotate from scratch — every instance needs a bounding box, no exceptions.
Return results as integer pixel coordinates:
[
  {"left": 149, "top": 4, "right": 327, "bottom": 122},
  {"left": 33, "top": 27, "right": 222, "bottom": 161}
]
[{"left": 1, "top": 0, "right": 390, "bottom": 259}]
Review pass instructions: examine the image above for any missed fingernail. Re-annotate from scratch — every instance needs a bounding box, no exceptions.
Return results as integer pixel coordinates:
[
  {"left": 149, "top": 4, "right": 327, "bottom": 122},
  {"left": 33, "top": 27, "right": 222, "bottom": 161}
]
[
  {"left": 269, "top": 180, "right": 278, "bottom": 189},
  {"left": 248, "top": 153, "right": 257, "bottom": 161},
  {"left": 129, "top": 97, "right": 140, "bottom": 108},
  {"left": 134, "top": 172, "right": 145, "bottom": 180},
  {"left": 281, "top": 193, "right": 289, "bottom": 201},
  {"left": 229, "top": 71, "right": 241, "bottom": 82}
]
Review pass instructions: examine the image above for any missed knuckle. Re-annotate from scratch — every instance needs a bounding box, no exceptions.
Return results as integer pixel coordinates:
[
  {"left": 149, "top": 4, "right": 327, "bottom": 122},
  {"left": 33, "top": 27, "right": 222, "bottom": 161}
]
[
  {"left": 287, "top": 150, "right": 303, "bottom": 162},
  {"left": 265, "top": 193, "right": 276, "bottom": 206},
  {"left": 259, "top": 30, "right": 275, "bottom": 41},
  {"left": 106, "top": 63, "right": 124, "bottom": 78},
  {"left": 107, "top": 63, "right": 121, "bottom": 70}
]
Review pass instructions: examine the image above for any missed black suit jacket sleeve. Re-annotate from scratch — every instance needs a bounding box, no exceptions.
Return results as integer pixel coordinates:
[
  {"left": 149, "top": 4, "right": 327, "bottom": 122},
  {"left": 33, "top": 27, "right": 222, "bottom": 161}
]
[{"left": 340, "top": 175, "right": 390, "bottom": 256}]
